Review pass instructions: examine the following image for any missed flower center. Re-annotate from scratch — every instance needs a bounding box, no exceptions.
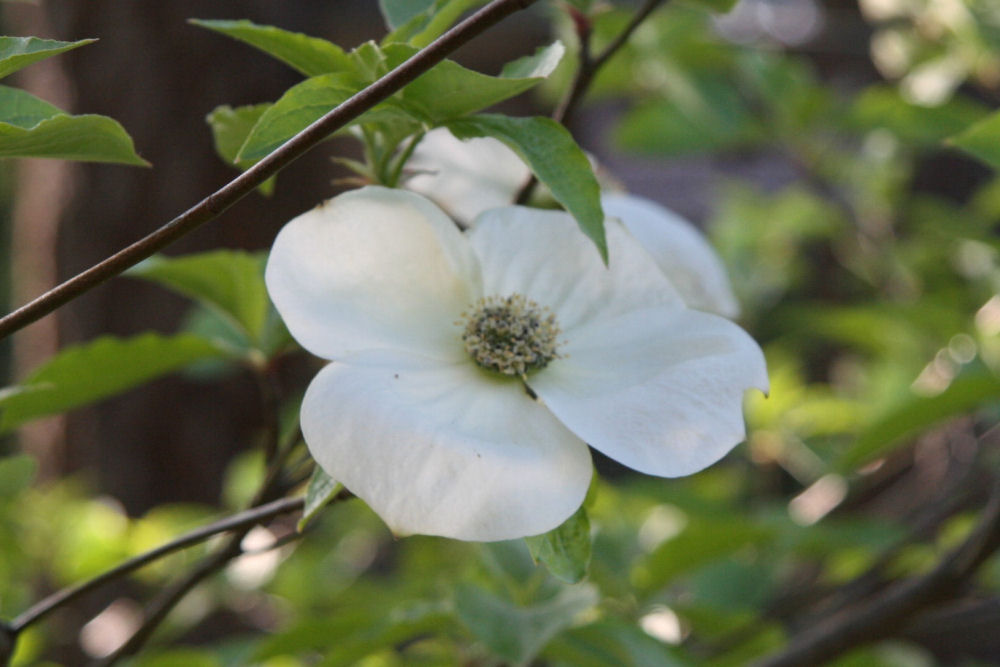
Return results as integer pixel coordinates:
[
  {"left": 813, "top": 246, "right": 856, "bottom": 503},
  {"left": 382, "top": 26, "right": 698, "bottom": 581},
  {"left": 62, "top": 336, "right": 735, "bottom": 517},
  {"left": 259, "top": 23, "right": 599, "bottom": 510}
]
[{"left": 460, "top": 294, "right": 561, "bottom": 377}]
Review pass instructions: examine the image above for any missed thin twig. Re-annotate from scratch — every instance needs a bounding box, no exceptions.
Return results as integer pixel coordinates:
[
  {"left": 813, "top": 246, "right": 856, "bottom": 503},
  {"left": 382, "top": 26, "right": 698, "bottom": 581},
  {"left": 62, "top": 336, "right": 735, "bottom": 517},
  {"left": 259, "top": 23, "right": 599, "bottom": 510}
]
[
  {"left": 752, "top": 479, "right": 1000, "bottom": 667},
  {"left": 8, "top": 496, "right": 305, "bottom": 635},
  {"left": 560, "top": 0, "right": 668, "bottom": 126},
  {"left": 516, "top": 0, "right": 668, "bottom": 203},
  {"left": 0, "top": 0, "right": 540, "bottom": 341},
  {"left": 93, "top": 537, "right": 245, "bottom": 666}
]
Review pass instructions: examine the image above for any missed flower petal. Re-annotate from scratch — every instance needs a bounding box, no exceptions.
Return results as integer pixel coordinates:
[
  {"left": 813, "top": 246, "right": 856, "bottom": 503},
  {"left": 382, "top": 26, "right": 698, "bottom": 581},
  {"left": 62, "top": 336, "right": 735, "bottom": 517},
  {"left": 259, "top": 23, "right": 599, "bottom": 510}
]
[
  {"left": 529, "top": 307, "right": 768, "bottom": 477},
  {"left": 301, "top": 350, "right": 593, "bottom": 541},
  {"left": 265, "top": 186, "right": 480, "bottom": 361},
  {"left": 406, "top": 128, "right": 530, "bottom": 224},
  {"left": 602, "top": 193, "right": 740, "bottom": 318},
  {"left": 467, "top": 207, "right": 684, "bottom": 332}
]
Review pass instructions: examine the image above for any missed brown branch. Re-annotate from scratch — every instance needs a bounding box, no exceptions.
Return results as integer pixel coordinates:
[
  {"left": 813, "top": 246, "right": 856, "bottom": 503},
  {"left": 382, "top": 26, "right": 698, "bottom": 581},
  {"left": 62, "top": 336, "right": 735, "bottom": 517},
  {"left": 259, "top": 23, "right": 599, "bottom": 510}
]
[
  {"left": 752, "top": 479, "right": 1000, "bottom": 667},
  {"left": 0, "top": 0, "right": 540, "bottom": 341}
]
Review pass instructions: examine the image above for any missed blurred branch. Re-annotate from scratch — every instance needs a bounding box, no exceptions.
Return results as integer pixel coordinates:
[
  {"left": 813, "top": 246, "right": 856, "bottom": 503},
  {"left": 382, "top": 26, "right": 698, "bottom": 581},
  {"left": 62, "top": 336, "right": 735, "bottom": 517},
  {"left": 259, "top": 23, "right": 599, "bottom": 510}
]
[
  {"left": 753, "top": 478, "right": 1000, "bottom": 667},
  {"left": 517, "top": 0, "right": 668, "bottom": 203},
  {"left": 93, "top": 436, "right": 341, "bottom": 665},
  {"left": 7, "top": 496, "right": 305, "bottom": 637},
  {"left": 0, "top": 0, "right": 540, "bottom": 341}
]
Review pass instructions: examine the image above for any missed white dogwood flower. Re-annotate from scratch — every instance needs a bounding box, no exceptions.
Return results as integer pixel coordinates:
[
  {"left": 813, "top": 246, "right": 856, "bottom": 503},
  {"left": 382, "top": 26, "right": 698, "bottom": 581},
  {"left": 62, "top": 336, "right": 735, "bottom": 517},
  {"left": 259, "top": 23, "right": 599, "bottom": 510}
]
[
  {"left": 406, "top": 127, "right": 739, "bottom": 317},
  {"left": 266, "top": 186, "right": 767, "bottom": 541}
]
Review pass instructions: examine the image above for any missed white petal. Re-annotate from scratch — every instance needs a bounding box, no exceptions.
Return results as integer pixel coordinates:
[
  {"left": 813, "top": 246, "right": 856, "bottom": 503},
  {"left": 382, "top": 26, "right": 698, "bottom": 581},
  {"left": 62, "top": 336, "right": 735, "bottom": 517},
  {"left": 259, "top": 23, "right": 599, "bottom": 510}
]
[
  {"left": 405, "top": 128, "right": 530, "bottom": 224},
  {"left": 265, "top": 186, "right": 480, "bottom": 361},
  {"left": 602, "top": 193, "right": 740, "bottom": 318},
  {"left": 467, "top": 207, "right": 684, "bottom": 333},
  {"left": 300, "top": 350, "right": 593, "bottom": 541},
  {"left": 529, "top": 307, "right": 768, "bottom": 477}
]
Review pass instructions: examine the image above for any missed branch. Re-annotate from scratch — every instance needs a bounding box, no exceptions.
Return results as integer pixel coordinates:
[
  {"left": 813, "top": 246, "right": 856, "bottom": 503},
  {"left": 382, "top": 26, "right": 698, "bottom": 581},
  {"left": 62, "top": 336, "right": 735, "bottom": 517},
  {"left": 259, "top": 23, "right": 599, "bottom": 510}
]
[
  {"left": 95, "top": 535, "right": 243, "bottom": 666},
  {"left": 516, "top": 0, "right": 668, "bottom": 203},
  {"left": 557, "top": 0, "right": 668, "bottom": 127},
  {"left": 8, "top": 496, "right": 305, "bottom": 635},
  {"left": 0, "top": 0, "right": 540, "bottom": 341},
  {"left": 752, "top": 479, "right": 1000, "bottom": 667}
]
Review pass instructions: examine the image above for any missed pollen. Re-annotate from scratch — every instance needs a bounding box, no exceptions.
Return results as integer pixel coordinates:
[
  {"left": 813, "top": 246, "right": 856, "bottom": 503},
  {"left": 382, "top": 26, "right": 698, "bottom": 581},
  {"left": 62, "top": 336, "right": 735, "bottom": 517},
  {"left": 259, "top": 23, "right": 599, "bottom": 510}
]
[{"left": 459, "top": 294, "right": 561, "bottom": 378}]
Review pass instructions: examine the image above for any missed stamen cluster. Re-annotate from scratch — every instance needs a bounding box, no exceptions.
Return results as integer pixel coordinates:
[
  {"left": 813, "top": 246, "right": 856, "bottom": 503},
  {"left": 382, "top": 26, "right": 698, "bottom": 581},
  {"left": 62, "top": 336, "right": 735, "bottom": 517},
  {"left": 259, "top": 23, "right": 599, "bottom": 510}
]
[{"left": 460, "top": 294, "right": 561, "bottom": 377}]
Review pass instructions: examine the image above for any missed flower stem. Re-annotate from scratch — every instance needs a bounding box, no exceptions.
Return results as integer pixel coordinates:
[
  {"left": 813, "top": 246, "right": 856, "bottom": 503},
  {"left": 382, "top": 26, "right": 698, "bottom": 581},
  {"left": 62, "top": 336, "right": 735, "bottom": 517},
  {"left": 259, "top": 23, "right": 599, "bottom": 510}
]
[{"left": 0, "top": 0, "right": 541, "bottom": 341}]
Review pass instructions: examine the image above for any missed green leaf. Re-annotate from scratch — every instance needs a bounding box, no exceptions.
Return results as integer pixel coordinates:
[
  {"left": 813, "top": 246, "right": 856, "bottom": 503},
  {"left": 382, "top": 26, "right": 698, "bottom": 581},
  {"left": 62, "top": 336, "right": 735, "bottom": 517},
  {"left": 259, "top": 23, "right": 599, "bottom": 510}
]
[
  {"left": 188, "top": 19, "right": 353, "bottom": 77},
  {"left": 0, "top": 85, "right": 147, "bottom": 164},
  {"left": 616, "top": 94, "right": 760, "bottom": 157},
  {"left": 678, "top": 0, "right": 739, "bottom": 11},
  {"left": 454, "top": 583, "right": 598, "bottom": 665},
  {"left": 205, "top": 104, "right": 275, "bottom": 195},
  {"left": 385, "top": 0, "right": 490, "bottom": 47},
  {"left": 543, "top": 618, "right": 692, "bottom": 667},
  {"left": 838, "top": 367, "right": 1000, "bottom": 472},
  {"left": 383, "top": 41, "right": 564, "bottom": 123},
  {"left": 851, "top": 86, "right": 988, "bottom": 146},
  {"left": 127, "top": 250, "right": 271, "bottom": 346},
  {"left": 236, "top": 73, "right": 357, "bottom": 161},
  {"left": 256, "top": 602, "right": 453, "bottom": 665},
  {"left": 525, "top": 505, "right": 591, "bottom": 584},
  {"left": 378, "top": 0, "right": 436, "bottom": 30},
  {"left": 298, "top": 466, "right": 341, "bottom": 532},
  {"left": 948, "top": 110, "right": 1000, "bottom": 170},
  {"left": 131, "top": 649, "right": 221, "bottom": 667},
  {"left": 445, "top": 114, "right": 606, "bottom": 262},
  {"left": 0, "top": 333, "right": 228, "bottom": 432},
  {"left": 0, "top": 454, "right": 37, "bottom": 500},
  {"left": 0, "top": 36, "right": 95, "bottom": 80},
  {"left": 0, "top": 83, "right": 61, "bottom": 127},
  {"left": 237, "top": 72, "right": 415, "bottom": 162},
  {"left": 206, "top": 104, "right": 270, "bottom": 166},
  {"left": 631, "top": 517, "right": 776, "bottom": 593}
]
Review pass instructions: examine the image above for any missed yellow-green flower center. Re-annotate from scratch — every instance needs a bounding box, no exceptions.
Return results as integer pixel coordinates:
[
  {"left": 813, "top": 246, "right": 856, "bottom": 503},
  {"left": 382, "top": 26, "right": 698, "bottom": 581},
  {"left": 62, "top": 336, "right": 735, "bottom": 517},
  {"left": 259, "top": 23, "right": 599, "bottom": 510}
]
[{"left": 460, "top": 294, "right": 561, "bottom": 377}]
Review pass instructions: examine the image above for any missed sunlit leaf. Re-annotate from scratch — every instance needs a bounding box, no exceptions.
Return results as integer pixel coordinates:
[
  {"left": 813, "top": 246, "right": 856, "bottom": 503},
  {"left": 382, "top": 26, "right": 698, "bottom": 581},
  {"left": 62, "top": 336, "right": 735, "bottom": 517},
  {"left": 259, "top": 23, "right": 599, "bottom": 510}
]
[
  {"left": 0, "top": 35, "right": 94, "bottom": 80},
  {"left": 0, "top": 86, "right": 147, "bottom": 164},
  {"left": 446, "top": 114, "right": 607, "bottom": 262}
]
